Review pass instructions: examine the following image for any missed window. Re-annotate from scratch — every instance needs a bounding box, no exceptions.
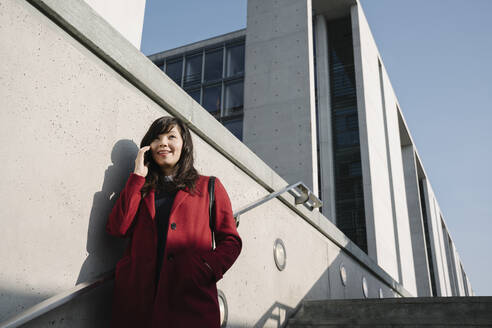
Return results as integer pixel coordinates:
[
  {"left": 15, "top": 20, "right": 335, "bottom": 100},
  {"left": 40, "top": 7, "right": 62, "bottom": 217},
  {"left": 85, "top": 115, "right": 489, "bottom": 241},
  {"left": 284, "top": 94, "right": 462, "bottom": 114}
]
[
  {"left": 151, "top": 39, "right": 245, "bottom": 142},
  {"left": 204, "top": 49, "right": 223, "bottom": 82},
  {"left": 185, "top": 88, "right": 201, "bottom": 103},
  {"left": 328, "top": 17, "right": 367, "bottom": 253},
  {"left": 226, "top": 44, "right": 245, "bottom": 77},
  {"left": 184, "top": 54, "right": 202, "bottom": 87},
  {"left": 202, "top": 85, "right": 221, "bottom": 116},
  {"left": 222, "top": 116, "right": 243, "bottom": 141},
  {"left": 166, "top": 59, "right": 183, "bottom": 85},
  {"left": 224, "top": 80, "right": 244, "bottom": 116}
]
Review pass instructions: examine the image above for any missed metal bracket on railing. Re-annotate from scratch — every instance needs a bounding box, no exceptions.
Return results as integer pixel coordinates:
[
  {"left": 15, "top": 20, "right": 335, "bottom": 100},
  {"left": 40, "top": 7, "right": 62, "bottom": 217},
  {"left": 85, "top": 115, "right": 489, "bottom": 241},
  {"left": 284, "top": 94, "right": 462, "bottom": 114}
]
[
  {"left": 288, "top": 183, "right": 323, "bottom": 211},
  {"left": 232, "top": 181, "right": 322, "bottom": 227}
]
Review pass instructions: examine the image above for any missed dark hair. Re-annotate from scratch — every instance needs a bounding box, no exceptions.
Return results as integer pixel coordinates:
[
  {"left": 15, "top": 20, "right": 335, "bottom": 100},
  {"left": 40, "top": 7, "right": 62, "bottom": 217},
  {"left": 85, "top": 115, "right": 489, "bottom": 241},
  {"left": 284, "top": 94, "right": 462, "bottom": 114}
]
[{"left": 140, "top": 116, "right": 199, "bottom": 196}]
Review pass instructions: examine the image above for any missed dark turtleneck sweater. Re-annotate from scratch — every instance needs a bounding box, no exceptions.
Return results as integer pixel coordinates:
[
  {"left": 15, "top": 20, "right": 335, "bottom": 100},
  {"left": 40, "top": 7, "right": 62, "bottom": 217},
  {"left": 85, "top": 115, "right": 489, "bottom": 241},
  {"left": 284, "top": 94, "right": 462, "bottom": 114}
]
[{"left": 154, "top": 182, "right": 177, "bottom": 287}]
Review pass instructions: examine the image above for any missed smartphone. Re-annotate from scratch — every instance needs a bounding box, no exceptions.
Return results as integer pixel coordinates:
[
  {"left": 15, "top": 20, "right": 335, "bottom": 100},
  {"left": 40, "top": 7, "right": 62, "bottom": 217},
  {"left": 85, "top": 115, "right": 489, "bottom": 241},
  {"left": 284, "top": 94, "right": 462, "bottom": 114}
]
[{"left": 144, "top": 150, "right": 152, "bottom": 165}]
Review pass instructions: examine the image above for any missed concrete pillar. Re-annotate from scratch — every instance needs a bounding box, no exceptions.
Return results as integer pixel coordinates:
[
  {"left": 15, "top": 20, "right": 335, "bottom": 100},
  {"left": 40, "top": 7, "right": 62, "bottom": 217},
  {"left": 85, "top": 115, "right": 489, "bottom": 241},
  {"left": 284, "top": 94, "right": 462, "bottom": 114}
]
[
  {"left": 313, "top": 14, "right": 336, "bottom": 222},
  {"left": 401, "top": 145, "right": 432, "bottom": 296},
  {"left": 243, "top": 0, "right": 319, "bottom": 195}
]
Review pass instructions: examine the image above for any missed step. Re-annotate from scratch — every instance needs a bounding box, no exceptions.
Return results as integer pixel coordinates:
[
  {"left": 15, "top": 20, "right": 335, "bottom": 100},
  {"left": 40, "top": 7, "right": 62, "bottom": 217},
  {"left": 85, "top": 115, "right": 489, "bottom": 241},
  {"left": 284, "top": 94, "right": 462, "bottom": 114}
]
[{"left": 286, "top": 297, "right": 492, "bottom": 327}]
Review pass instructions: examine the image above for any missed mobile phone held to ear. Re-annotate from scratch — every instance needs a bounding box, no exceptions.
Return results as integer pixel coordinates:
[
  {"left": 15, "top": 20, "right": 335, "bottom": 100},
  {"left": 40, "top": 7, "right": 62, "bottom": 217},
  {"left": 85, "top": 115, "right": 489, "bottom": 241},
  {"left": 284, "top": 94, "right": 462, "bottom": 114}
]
[{"left": 144, "top": 150, "right": 152, "bottom": 165}]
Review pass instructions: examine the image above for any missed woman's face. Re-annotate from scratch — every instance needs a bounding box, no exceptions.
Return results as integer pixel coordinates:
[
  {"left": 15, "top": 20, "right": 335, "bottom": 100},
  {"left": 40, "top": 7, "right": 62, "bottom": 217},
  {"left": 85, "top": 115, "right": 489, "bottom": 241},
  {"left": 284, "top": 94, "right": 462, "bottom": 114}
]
[{"left": 150, "top": 125, "right": 183, "bottom": 174}]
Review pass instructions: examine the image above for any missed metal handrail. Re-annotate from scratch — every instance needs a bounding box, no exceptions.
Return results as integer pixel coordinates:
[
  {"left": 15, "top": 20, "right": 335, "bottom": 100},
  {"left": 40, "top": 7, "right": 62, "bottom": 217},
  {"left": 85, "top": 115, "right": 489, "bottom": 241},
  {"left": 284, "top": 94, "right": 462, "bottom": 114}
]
[
  {"left": 233, "top": 181, "right": 322, "bottom": 227},
  {"left": 0, "top": 182, "right": 321, "bottom": 328}
]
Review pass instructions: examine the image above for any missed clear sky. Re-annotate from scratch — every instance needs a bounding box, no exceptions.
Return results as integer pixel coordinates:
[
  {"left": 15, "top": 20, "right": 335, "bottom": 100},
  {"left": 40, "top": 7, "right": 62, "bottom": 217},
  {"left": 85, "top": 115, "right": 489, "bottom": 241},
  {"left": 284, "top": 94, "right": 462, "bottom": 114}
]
[{"left": 141, "top": 0, "right": 492, "bottom": 296}]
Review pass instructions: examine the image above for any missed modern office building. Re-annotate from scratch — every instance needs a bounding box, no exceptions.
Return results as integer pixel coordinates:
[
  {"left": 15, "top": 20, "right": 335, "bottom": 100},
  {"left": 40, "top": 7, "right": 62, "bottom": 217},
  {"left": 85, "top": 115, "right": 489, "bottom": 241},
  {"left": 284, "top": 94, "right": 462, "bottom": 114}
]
[
  {"left": 148, "top": 0, "right": 473, "bottom": 298},
  {"left": 1, "top": 0, "right": 480, "bottom": 327}
]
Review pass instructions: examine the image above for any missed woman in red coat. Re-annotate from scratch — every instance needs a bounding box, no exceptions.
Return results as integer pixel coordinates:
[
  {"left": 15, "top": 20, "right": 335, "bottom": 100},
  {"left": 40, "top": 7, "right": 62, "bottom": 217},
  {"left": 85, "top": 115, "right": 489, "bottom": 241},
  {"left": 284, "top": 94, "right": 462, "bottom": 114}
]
[{"left": 106, "top": 116, "right": 242, "bottom": 328}]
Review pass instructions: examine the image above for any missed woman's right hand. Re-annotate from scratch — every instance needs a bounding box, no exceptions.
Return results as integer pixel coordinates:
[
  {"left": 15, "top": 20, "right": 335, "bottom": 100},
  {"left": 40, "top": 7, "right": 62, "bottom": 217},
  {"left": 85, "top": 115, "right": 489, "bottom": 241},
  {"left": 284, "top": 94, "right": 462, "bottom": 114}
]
[{"left": 133, "top": 146, "right": 151, "bottom": 177}]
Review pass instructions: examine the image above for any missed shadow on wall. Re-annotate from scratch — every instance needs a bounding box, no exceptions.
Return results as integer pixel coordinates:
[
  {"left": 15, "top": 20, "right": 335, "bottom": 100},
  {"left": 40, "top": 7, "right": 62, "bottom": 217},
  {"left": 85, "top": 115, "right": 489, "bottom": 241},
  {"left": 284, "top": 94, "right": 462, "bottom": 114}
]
[
  {"left": 0, "top": 288, "right": 50, "bottom": 323},
  {"left": 76, "top": 139, "right": 139, "bottom": 284},
  {"left": 19, "top": 281, "right": 115, "bottom": 328},
  {"left": 0, "top": 140, "right": 139, "bottom": 326},
  {"left": 248, "top": 257, "right": 331, "bottom": 328},
  {"left": 224, "top": 262, "right": 330, "bottom": 327},
  {"left": 2, "top": 139, "right": 398, "bottom": 327},
  {"left": 226, "top": 249, "right": 398, "bottom": 327}
]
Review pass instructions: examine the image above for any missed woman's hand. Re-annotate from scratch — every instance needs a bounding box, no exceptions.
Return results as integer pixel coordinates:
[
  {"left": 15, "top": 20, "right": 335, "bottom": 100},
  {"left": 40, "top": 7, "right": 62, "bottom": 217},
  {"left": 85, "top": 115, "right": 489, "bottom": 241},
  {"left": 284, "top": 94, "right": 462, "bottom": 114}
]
[{"left": 133, "top": 146, "right": 151, "bottom": 177}]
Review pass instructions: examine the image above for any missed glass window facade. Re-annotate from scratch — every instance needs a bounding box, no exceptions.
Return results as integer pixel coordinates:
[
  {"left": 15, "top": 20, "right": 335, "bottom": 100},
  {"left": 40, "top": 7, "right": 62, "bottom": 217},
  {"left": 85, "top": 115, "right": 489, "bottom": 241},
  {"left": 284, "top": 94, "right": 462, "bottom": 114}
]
[
  {"left": 226, "top": 43, "right": 245, "bottom": 77},
  {"left": 328, "top": 17, "right": 367, "bottom": 253},
  {"left": 184, "top": 53, "right": 202, "bottom": 87},
  {"left": 154, "top": 38, "right": 245, "bottom": 140},
  {"left": 165, "top": 58, "right": 183, "bottom": 85},
  {"left": 202, "top": 85, "right": 221, "bottom": 116},
  {"left": 224, "top": 80, "right": 244, "bottom": 116},
  {"left": 204, "top": 49, "right": 223, "bottom": 82},
  {"left": 186, "top": 88, "right": 201, "bottom": 104},
  {"left": 222, "top": 116, "right": 243, "bottom": 141}
]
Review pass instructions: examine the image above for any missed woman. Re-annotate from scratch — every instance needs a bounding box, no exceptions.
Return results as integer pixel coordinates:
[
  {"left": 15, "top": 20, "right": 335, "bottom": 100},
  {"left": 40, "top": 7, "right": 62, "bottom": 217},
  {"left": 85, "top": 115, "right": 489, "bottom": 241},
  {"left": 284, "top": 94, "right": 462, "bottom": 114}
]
[{"left": 106, "top": 116, "right": 242, "bottom": 328}]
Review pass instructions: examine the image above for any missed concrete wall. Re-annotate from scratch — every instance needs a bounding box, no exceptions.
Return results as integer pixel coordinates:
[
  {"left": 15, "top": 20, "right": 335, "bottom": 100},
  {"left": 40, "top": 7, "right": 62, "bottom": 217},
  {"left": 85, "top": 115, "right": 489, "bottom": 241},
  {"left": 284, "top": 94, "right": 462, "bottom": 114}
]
[
  {"left": 0, "top": 0, "right": 412, "bottom": 327},
  {"left": 84, "top": 0, "right": 146, "bottom": 49},
  {"left": 351, "top": 4, "right": 396, "bottom": 278},
  {"left": 378, "top": 65, "right": 417, "bottom": 294},
  {"left": 351, "top": 3, "right": 418, "bottom": 295},
  {"left": 243, "top": 0, "right": 319, "bottom": 195},
  {"left": 350, "top": 0, "right": 472, "bottom": 297}
]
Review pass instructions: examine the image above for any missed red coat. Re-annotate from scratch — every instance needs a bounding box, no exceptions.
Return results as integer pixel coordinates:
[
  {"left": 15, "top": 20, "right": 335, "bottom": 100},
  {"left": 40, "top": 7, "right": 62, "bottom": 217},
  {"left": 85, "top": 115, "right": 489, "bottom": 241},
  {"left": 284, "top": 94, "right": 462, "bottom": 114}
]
[{"left": 106, "top": 173, "right": 242, "bottom": 328}]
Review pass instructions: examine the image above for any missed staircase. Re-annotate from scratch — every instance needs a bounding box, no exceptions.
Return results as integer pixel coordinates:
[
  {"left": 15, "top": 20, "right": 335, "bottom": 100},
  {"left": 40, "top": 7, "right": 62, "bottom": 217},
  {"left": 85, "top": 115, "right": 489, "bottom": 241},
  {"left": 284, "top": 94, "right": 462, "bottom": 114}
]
[{"left": 287, "top": 297, "right": 492, "bottom": 327}]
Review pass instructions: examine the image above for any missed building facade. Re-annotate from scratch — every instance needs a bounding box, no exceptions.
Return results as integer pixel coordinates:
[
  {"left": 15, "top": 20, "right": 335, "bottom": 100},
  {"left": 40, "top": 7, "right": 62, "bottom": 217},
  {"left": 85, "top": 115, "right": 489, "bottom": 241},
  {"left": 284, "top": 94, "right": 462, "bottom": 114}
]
[
  {"left": 0, "top": 0, "right": 477, "bottom": 326},
  {"left": 148, "top": 0, "right": 473, "bottom": 297}
]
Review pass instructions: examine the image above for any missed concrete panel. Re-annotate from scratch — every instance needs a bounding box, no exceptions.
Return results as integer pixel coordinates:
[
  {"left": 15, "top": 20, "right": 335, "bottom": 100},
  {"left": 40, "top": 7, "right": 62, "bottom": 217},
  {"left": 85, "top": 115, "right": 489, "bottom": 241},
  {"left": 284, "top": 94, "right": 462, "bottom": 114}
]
[
  {"left": 243, "top": 0, "right": 319, "bottom": 194},
  {"left": 401, "top": 146, "right": 433, "bottom": 296},
  {"left": 423, "top": 182, "right": 451, "bottom": 296},
  {"left": 453, "top": 251, "right": 465, "bottom": 296},
  {"left": 351, "top": 4, "right": 399, "bottom": 280},
  {"left": 379, "top": 66, "right": 417, "bottom": 295},
  {"left": 314, "top": 14, "right": 336, "bottom": 222},
  {"left": 84, "top": 0, "right": 146, "bottom": 49}
]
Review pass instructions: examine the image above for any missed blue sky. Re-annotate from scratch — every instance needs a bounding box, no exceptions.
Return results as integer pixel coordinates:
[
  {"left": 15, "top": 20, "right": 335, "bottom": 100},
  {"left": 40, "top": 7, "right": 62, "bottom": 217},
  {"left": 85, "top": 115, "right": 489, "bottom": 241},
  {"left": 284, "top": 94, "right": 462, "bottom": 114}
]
[{"left": 141, "top": 0, "right": 492, "bottom": 296}]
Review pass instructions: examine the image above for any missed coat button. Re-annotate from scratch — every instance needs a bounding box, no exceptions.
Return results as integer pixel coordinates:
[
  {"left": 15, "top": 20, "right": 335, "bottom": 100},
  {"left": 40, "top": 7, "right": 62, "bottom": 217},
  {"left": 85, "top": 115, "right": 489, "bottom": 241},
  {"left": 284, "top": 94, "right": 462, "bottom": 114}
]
[
  {"left": 167, "top": 254, "right": 174, "bottom": 261},
  {"left": 170, "top": 222, "right": 177, "bottom": 230}
]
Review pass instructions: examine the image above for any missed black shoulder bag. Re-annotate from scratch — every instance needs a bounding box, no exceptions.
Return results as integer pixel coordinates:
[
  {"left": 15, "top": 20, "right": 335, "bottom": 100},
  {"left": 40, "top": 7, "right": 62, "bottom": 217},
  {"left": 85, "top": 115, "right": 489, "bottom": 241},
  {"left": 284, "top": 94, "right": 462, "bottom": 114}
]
[{"left": 208, "top": 176, "right": 216, "bottom": 250}]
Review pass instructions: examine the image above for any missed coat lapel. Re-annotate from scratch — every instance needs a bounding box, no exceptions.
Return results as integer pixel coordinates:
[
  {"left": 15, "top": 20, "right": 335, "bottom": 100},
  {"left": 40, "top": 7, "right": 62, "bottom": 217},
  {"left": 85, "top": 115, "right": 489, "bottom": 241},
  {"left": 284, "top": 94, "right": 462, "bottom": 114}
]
[
  {"left": 143, "top": 188, "right": 156, "bottom": 219},
  {"left": 169, "top": 189, "right": 189, "bottom": 217},
  {"left": 143, "top": 185, "right": 192, "bottom": 220}
]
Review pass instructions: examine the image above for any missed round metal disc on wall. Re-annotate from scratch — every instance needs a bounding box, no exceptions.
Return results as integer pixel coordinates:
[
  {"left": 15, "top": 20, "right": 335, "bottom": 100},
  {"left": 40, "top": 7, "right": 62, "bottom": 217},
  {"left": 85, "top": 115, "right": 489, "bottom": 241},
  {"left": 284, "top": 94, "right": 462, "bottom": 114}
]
[
  {"left": 362, "top": 276, "right": 368, "bottom": 298},
  {"left": 339, "top": 263, "right": 347, "bottom": 286},
  {"left": 217, "top": 289, "right": 228, "bottom": 328},
  {"left": 273, "top": 238, "right": 286, "bottom": 271}
]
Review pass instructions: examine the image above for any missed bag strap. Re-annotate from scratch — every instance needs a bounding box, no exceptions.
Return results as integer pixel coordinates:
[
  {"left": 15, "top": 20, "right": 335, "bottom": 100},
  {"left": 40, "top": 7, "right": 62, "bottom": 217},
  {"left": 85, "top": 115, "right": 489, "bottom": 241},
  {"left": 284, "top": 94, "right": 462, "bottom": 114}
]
[{"left": 208, "top": 176, "right": 216, "bottom": 250}]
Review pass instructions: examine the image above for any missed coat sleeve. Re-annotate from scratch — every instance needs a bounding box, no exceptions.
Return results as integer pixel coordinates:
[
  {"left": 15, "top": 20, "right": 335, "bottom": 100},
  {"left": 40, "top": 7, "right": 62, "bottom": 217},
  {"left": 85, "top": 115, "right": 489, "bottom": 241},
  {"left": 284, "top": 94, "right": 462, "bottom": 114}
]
[
  {"left": 201, "top": 177, "right": 242, "bottom": 282},
  {"left": 106, "top": 172, "right": 146, "bottom": 238}
]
